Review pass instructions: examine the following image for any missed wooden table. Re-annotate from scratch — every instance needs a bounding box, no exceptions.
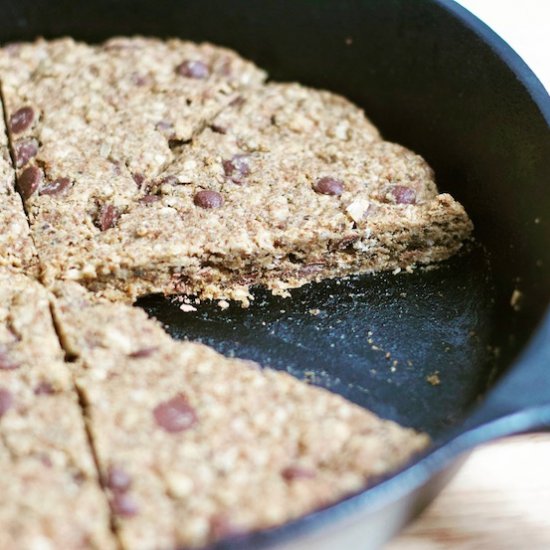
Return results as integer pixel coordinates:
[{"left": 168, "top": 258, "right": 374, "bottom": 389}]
[
  {"left": 388, "top": 435, "right": 550, "bottom": 549},
  {"left": 390, "top": 2, "right": 550, "bottom": 548}
]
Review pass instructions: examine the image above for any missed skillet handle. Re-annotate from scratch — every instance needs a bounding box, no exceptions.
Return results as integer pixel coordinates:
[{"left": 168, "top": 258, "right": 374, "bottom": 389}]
[{"left": 463, "top": 310, "right": 550, "bottom": 435}]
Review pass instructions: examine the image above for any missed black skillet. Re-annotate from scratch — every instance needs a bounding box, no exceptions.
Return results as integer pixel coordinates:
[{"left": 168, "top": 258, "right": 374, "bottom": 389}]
[{"left": 5, "top": 0, "right": 549, "bottom": 547}]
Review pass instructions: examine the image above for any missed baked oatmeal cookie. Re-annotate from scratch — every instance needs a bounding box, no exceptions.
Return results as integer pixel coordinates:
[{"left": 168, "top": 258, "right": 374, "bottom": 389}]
[
  {"left": 0, "top": 101, "right": 37, "bottom": 274},
  {"left": 0, "top": 38, "right": 471, "bottom": 305},
  {"left": 0, "top": 271, "right": 115, "bottom": 549},
  {"left": 52, "top": 282, "right": 429, "bottom": 549}
]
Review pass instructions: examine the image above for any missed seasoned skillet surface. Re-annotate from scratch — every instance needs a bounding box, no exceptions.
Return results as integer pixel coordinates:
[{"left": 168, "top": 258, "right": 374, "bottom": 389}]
[{"left": 138, "top": 244, "right": 497, "bottom": 439}]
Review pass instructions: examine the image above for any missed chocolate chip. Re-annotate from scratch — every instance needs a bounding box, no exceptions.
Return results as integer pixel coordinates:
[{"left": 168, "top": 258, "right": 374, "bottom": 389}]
[
  {"left": 313, "top": 177, "right": 344, "bottom": 196},
  {"left": 281, "top": 465, "right": 316, "bottom": 481},
  {"left": 386, "top": 185, "right": 416, "bottom": 204},
  {"left": 175, "top": 60, "right": 210, "bottom": 79},
  {"left": 193, "top": 190, "right": 223, "bottom": 209},
  {"left": 17, "top": 166, "right": 42, "bottom": 199},
  {"left": 10, "top": 106, "right": 34, "bottom": 134},
  {"left": 34, "top": 381, "right": 55, "bottom": 395},
  {"left": 14, "top": 138, "right": 38, "bottom": 168},
  {"left": 153, "top": 394, "right": 197, "bottom": 433},
  {"left": 0, "top": 348, "right": 19, "bottom": 370},
  {"left": 111, "top": 492, "right": 139, "bottom": 517},
  {"left": 106, "top": 466, "right": 132, "bottom": 492},
  {"left": 40, "top": 177, "right": 71, "bottom": 196},
  {"left": 139, "top": 194, "right": 161, "bottom": 205},
  {"left": 222, "top": 154, "right": 250, "bottom": 184},
  {"left": 132, "top": 173, "right": 145, "bottom": 188},
  {"left": 128, "top": 347, "right": 158, "bottom": 358},
  {"left": 0, "top": 388, "right": 13, "bottom": 417},
  {"left": 98, "top": 204, "right": 120, "bottom": 231}
]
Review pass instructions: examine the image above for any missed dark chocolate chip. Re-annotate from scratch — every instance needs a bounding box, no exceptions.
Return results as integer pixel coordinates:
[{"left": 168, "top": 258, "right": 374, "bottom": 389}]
[
  {"left": 281, "top": 465, "right": 316, "bottom": 481},
  {"left": 0, "top": 388, "right": 13, "bottom": 417},
  {"left": 34, "top": 381, "right": 56, "bottom": 395},
  {"left": 14, "top": 138, "right": 38, "bottom": 168},
  {"left": 132, "top": 173, "right": 145, "bottom": 187},
  {"left": 153, "top": 394, "right": 197, "bottom": 433},
  {"left": 222, "top": 154, "right": 250, "bottom": 184},
  {"left": 111, "top": 492, "right": 139, "bottom": 517},
  {"left": 386, "top": 185, "right": 416, "bottom": 205},
  {"left": 98, "top": 204, "right": 120, "bottom": 231},
  {"left": 313, "top": 177, "right": 344, "bottom": 196},
  {"left": 17, "top": 166, "right": 42, "bottom": 199},
  {"left": 0, "top": 348, "right": 19, "bottom": 370},
  {"left": 40, "top": 177, "right": 71, "bottom": 196},
  {"left": 175, "top": 60, "right": 210, "bottom": 79},
  {"left": 193, "top": 190, "right": 223, "bottom": 209},
  {"left": 128, "top": 347, "right": 158, "bottom": 358},
  {"left": 10, "top": 106, "right": 34, "bottom": 134},
  {"left": 106, "top": 466, "right": 132, "bottom": 492},
  {"left": 139, "top": 194, "right": 161, "bottom": 205}
]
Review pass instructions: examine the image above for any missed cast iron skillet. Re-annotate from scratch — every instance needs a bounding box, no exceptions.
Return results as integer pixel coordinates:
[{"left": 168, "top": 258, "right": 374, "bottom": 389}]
[{"left": 5, "top": 0, "right": 549, "bottom": 547}]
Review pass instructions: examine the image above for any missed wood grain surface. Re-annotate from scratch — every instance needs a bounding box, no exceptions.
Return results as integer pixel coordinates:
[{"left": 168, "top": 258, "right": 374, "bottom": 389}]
[
  {"left": 387, "top": 435, "right": 550, "bottom": 549},
  {"left": 389, "top": 2, "right": 550, "bottom": 548}
]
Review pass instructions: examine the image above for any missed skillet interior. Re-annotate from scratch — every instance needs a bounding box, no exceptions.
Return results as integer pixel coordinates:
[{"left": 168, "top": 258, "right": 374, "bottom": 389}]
[
  {"left": 139, "top": 245, "right": 495, "bottom": 439},
  {"left": 1, "top": 0, "right": 549, "bottom": 546}
]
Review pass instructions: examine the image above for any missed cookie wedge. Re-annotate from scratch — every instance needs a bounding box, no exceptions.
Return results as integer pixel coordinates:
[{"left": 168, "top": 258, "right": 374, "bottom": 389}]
[
  {"left": 0, "top": 271, "right": 115, "bottom": 549},
  {"left": 52, "top": 282, "right": 429, "bottom": 549},
  {"left": 0, "top": 38, "right": 471, "bottom": 305},
  {"left": 0, "top": 100, "right": 37, "bottom": 274}
]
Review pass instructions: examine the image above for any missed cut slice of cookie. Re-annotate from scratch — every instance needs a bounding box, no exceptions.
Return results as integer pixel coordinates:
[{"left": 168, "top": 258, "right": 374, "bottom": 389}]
[
  {"left": 0, "top": 38, "right": 472, "bottom": 305},
  {"left": 0, "top": 271, "right": 115, "bottom": 549},
  {"left": 0, "top": 101, "right": 37, "bottom": 275},
  {"left": 0, "top": 36, "right": 267, "bottom": 298},
  {"left": 52, "top": 282, "right": 429, "bottom": 550}
]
